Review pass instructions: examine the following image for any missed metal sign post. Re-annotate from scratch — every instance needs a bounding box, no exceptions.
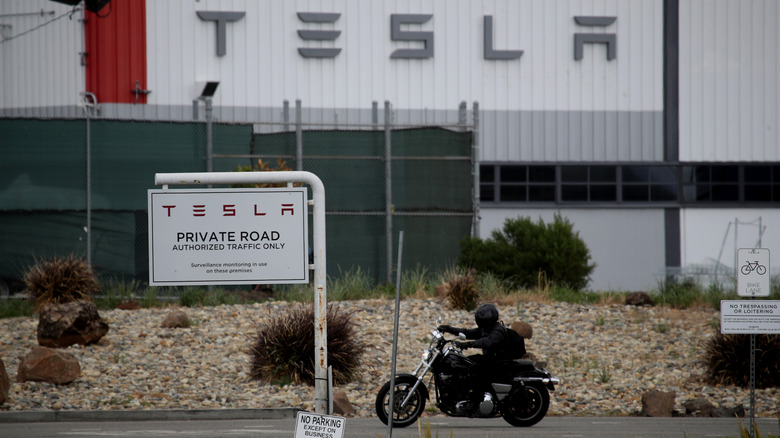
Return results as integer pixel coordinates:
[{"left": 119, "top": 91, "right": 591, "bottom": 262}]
[
  {"left": 728, "top": 248, "right": 772, "bottom": 438},
  {"left": 152, "top": 171, "right": 329, "bottom": 414}
]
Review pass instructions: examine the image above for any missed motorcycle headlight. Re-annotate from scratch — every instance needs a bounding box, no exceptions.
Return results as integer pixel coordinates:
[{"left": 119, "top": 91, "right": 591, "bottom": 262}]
[{"left": 422, "top": 349, "right": 431, "bottom": 361}]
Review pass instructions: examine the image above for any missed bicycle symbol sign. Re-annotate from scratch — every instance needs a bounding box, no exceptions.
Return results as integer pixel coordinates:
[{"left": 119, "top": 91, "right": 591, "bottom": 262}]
[
  {"left": 737, "top": 248, "right": 770, "bottom": 297},
  {"left": 741, "top": 261, "right": 767, "bottom": 276}
]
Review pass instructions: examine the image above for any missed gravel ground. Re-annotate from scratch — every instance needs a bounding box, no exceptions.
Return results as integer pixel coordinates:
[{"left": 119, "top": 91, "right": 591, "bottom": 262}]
[{"left": 1, "top": 298, "right": 778, "bottom": 418}]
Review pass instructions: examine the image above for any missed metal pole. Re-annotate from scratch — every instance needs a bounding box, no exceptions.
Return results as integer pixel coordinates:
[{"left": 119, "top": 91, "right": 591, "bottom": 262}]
[
  {"left": 750, "top": 332, "right": 756, "bottom": 438},
  {"left": 472, "top": 101, "right": 480, "bottom": 239},
  {"left": 296, "top": 99, "right": 303, "bottom": 171},
  {"left": 734, "top": 218, "right": 738, "bottom": 276},
  {"left": 154, "top": 171, "right": 329, "bottom": 414},
  {"left": 86, "top": 111, "right": 92, "bottom": 266},
  {"left": 387, "top": 231, "right": 404, "bottom": 438},
  {"left": 205, "top": 98, "right": 213, "bottom": 173},
  {"left": 385, "top": 101, "right": 393, "bottom": 284},
  {"left": 283, "top": 99, "right": 290, "bottom": 131}
]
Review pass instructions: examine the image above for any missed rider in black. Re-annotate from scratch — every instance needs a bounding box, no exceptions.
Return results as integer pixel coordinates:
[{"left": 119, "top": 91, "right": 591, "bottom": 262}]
[{"left": 438, "top": 303, "right": 512, "bottom": 373}]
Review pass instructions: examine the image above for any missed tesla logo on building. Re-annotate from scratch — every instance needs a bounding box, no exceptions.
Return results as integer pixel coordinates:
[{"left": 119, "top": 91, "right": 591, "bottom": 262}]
[{"left": 197, "top": 10, "right": 617, "bottom": 61}]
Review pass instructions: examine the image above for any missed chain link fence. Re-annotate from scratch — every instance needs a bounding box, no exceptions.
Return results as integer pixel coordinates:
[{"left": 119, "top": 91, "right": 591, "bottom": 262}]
[{"left": 0, "top": 102, "right": 477, "bottom": 290}]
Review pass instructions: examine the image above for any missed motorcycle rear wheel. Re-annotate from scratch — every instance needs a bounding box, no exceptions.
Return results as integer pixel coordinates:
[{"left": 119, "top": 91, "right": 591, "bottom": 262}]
[
  {"left": 501, "top": 383, "right": 550, "bottom": 427},
  {"left": 375, "top": 380, "right": 426, "bottom": 428}
]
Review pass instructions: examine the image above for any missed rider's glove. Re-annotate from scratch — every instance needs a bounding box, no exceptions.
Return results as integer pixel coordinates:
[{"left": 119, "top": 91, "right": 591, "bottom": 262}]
[
  {"left": 455, "top": 341, "right": 472, "bottom": 350},
  {"left": 437, "top": 325, "right": 455, "bottom": 334}
]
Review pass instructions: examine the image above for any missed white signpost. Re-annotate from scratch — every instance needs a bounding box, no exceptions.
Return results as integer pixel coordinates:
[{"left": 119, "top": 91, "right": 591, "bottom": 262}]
[
  {"left": 148, "top": 187, "right": 309, "bottom": 285},
  {"left": 737, "top": 248, "right": 770, "bottom": 297},
  {"left": 151, "top": 171, "right": 330, "bottom": 416},
  {"left": 727, "top": 248, "right": 773, "bottom": 438}
]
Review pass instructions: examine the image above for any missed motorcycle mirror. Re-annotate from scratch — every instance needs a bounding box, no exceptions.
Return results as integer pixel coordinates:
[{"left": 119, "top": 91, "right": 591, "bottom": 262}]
[{"left": 458, "top": 333, "right": 466, "bottom": 340}]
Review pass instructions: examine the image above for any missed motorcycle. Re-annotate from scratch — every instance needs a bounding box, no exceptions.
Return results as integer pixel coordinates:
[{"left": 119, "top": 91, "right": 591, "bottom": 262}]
[{"left": 375, "top": 319, "right": 559, "bottom": 428}]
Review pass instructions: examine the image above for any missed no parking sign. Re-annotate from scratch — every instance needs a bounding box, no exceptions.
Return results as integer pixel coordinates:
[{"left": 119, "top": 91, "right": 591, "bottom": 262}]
[{"left": 294, "top": 411, "right": 345, "bottom": 438}]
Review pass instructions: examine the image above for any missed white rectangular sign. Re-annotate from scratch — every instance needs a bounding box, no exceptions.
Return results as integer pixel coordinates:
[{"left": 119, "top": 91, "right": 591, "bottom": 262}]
[
  {"left": 294, "top": 411, "right": 345, "bottom": 438},
  {"left": 721, "top": 300, "right": 780, "bottom": 334},
  {"left": 148, "top": 188, "right": 309, "bottom": 285},
  {"left": 737, "top": 248, "right": 770, "bottom": 297}
]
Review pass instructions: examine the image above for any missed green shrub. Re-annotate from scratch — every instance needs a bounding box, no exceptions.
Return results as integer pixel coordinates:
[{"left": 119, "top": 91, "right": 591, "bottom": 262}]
[
  {"left": 249, "top": 304, "right": 365, "bottom": 385},
  {"left": 459, "top": 213, "right": 594, "bottom": 290},
  {"left": 0, "top": 298, "right": 34, "bottom": 318},
  {"left": 657, "top": 278, "right": 702, "bottom": 308},
  {"left": 24, "top": 254, "right": 99, "bottom": 312},
  {"left": 701, "top": 329, "right": 780, "bottom": 388}
]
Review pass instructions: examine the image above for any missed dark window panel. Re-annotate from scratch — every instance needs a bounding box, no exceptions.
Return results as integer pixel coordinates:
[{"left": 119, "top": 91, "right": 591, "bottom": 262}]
[
  {"left": 590, "top": 185, "right": 617, "bottom": 201},
  {"left": 529, "top": 166, "right": 556, "bottom": 182},
  {"left": 696, "top": 185, "right": 711, "bottom": 201},
  {"left": 774, "top": 184, "right": 780, "bottom": 202},
  {"left": 500, "top": 185, "right": 526, "bottom": 201},
  {"left": 744, "top": 166, "right": 771, "bottom": 183},
  {"left": 590, "top": 166, "right": 616, "bottom": 182},
  {"left": 562, "top": 185, "right": 588, "bottom": 201},
  {"left": 711, "top": 184, "right": 739, "bottom": 201},
  {"left": 622, "top": 166, "right": 649, "bottom": 183},
  {"left": 682, "top": 185, "right": 698, "bottom": 202},
  {"left": 480, "top": 184, "right": 495, "bottom": 202},
  {"left": 649, "top": 166, "right": 676, "bottom": 183},
  {"left": 650, "top": 184, "right": 677, "bottom": 201},
  {"left": 694, "top": 166, "right": 710, "bottom": 182},
  {"left": 744, "top": 185, "right": 772, "bottom": 202},
  {"left": 480, "top": 165, "right": 495, "bottom": 183},
  {"left": 528, "top": 185, "right": 555, "bottom": 201},
  {"left": 561, "top": 166, "right": 588, "bottom": 182},
  {"left": 681, "top": 166, "right": 696, "bottom": 184},
  {"left": 500, "top": 166, "right": 526, "bottom": 182},
  {"left": 622, "top": 185, "right": 649, "bottom": 201},
  {"left": 711, "top": 165, "right": 738, "bottom": 182}
]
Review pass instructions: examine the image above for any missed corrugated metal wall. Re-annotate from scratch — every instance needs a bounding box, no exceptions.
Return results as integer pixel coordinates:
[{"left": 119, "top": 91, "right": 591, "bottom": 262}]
[
  {"left": 145, "top": 0, "right": 662, "bottom": 111},
  {"left": 144, "top": 0, "right": 663, "bottom": 162},
  {"left": 679, "top": 0, "right": 780, "bottom": 162},
  {"left": 0, "top": 0, "right": 84, "bottom": 113}
]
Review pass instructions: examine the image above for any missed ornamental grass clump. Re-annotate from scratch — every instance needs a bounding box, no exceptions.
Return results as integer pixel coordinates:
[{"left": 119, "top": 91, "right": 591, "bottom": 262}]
[
  {"left": 249, "top": 304, "right": 365, "bottom": 385},
  {"left": 701, "top": 328, "right": 780, "bottom": 388},
  {"left": 24, "top": 254, "right": 99, "bottom": 312},
  {"left": 439, "top": 268, "right": 480, "bottom": 311}
]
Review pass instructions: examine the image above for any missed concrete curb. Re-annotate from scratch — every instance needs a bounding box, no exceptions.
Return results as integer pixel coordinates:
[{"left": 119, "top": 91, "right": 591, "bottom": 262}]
[{"left": 0, "top": 408, "right": 299, "bottom": 423}]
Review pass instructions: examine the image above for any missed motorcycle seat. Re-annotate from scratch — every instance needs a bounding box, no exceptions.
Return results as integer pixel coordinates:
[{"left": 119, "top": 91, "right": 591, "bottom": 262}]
[{"left": 511, "top": 359, "right": 536, "bottom": 372}]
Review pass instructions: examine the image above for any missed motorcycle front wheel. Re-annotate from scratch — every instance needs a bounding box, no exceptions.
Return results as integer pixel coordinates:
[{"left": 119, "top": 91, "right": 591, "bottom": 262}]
[
  {"left": 501, "top": 382, "right": 550, "bottom": 427},
  {"left": 375, "top": 379, "right": 426, "bottom": 428}
]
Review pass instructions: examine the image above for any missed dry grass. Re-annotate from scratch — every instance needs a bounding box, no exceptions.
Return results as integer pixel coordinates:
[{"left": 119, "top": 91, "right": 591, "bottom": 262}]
[
  {"left": 249, "top": 304, "right": 366, "bottom": 385},
  {"left": 24, "top": 254, "right": 99, "bottom": 312}
]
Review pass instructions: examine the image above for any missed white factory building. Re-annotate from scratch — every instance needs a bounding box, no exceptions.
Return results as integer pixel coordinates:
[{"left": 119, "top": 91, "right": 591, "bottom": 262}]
[{"left": 1, "top": 0, "right": 778, "bottom": 291}]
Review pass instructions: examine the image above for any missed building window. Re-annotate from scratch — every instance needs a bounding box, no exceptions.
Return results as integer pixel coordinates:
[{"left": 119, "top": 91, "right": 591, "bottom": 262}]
[
  {"left": 481, "top": 163, "right": 780, "bottom": 206},
  {"left": 682, "top": 164, "right": 780, "bottom": 203},
  {"left": 622, "top": 166, "right": 677, "bottom": 202},
  {"left": 561, "top": 165, "right": 617, "bottom": 202},
  {"left": 484, "top": 165, "right": 555, "bottom": 202}
]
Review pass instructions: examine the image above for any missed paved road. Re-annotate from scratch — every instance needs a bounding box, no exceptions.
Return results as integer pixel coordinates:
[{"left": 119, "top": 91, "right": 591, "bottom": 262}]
[{"left": 2, "top": 415, "right": 778, "bottom": 438}]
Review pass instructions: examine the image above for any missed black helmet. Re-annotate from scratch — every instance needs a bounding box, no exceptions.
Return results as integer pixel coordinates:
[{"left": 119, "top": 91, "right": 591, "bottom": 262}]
[{"left": 474, "top": 303, "right": 499, "bottom": 331}]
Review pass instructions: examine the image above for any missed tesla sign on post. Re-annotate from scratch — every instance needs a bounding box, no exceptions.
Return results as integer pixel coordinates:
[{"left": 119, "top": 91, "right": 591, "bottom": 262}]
[{"left": 148, "top": 188, "right": 309, "bottom": 285}]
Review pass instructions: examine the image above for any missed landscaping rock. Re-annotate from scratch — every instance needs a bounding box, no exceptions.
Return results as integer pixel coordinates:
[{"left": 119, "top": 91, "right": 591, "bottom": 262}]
[
  {"left": 17, "top": 346, "right": 80, "bottom": 384},
  {"left": 37, "top": 301, "right": 109, "bottom": 348}
]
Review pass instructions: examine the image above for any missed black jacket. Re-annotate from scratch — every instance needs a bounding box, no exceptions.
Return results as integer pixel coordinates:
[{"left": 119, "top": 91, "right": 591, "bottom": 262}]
[{"left": 452, "top": 323, "right": 511, "bottom": 359}]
